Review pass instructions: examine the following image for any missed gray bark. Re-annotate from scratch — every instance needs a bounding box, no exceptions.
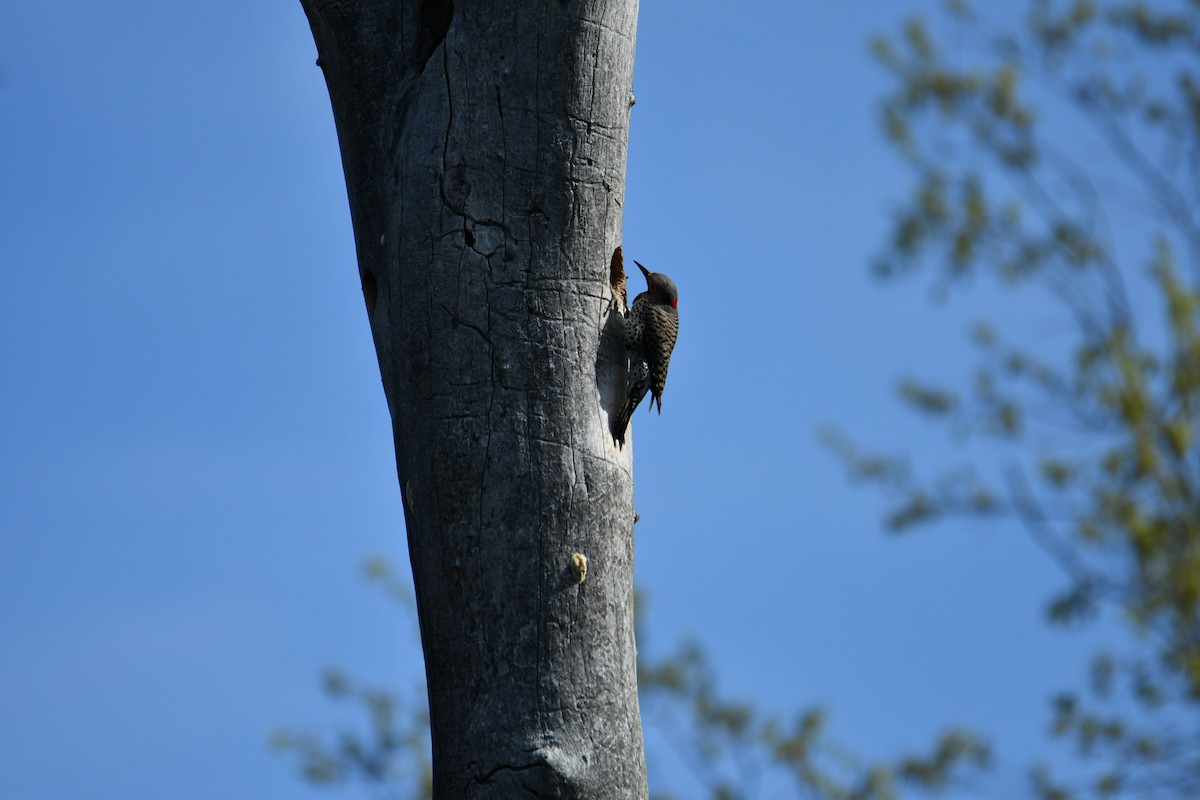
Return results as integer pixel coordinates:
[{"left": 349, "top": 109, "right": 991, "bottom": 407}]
[{"left": 299, "top": 1, "right": 645, "bottom": 797}]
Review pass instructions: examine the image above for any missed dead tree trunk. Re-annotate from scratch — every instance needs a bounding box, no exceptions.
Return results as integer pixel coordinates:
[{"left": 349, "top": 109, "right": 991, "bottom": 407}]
[{"left": 300, "top": 1, "right": 645, "bottom": 796}]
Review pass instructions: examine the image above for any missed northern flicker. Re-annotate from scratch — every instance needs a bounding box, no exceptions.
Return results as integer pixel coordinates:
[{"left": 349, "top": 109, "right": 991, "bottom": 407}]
[{"left": 612, "top": 260, "right": 679, "bottom": 444}]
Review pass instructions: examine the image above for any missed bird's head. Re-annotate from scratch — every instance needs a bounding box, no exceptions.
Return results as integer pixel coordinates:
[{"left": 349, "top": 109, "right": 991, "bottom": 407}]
[{"left": 635, "top": 260, "right": 678, "bottom": 309}]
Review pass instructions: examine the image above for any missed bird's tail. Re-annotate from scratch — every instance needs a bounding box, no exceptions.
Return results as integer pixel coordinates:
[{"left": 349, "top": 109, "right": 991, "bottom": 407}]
[
  {"left": 613, "top": 359, "right": 649, "bottom": 447},
  {"left": 612, "top": 384, "right": 649, "bottom": 447},
  {"left": 611, "top": 399, "right": 636, "bottom": 447}
]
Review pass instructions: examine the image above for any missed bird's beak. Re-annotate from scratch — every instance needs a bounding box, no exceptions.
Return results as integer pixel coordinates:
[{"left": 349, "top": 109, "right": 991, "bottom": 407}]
[{"left": 634, "top": 260, "right": 651, "bottom": 279}]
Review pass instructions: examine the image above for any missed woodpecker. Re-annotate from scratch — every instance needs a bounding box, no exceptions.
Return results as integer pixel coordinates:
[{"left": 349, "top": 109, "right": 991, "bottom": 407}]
[{"left": 612, "top": 260, "right": 679, "bottom": 444}]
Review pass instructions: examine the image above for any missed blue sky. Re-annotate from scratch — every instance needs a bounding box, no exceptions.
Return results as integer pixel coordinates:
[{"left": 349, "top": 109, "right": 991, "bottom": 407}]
[{"left": 1, "top": 1, "right": 1121, "bottom": 798}]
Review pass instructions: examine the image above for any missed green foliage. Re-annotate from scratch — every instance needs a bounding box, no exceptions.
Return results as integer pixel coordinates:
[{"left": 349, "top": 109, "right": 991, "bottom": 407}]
[
  {"left": 277, "top": 564, "right": 989, "bottom": 800},
  {"left": 830, "top": 1, "right": 1200, "bottom": 796},
  {"left": 271, "top": 559, "right": 432, "bottom": 800},
  {"left": 639, "top": 636, "right": 983, "bottom": 799},
  {"left": 269, "top": 668, "right": 433, "bottom": 798}
]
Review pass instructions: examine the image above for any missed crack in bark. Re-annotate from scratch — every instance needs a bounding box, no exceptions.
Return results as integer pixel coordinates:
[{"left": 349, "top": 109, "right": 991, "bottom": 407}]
[
  {"left": 466, "top": 759, "right": 543, "bottom": 795},
  {"left": 437, "top": 302, "right": 492, "bottom": 345}
]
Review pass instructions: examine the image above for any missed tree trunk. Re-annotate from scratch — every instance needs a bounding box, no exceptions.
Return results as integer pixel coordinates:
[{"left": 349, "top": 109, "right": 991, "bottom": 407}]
[{"left": 299, "top": 1, "right": 645, "bottom": 797}]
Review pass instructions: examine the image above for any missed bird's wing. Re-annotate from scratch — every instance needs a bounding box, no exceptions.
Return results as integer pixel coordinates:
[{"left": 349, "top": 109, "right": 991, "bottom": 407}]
[{"left": 644, "top": 303, "right": 679, "bottom": 399}]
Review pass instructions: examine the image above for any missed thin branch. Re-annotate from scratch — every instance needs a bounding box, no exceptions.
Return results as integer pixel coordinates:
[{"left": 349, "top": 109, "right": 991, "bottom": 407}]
[
  {"left": 1083, "top": 89, "right": 1200, "bottom": 275},
  {"left": 1003, "top": 463, "right": 1105, "bottom": 592}
]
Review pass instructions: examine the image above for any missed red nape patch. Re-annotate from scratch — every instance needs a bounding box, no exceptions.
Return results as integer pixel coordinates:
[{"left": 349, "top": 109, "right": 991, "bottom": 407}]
[{"left": 672, "top": 298, "right": 678, "bottom": 309}]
